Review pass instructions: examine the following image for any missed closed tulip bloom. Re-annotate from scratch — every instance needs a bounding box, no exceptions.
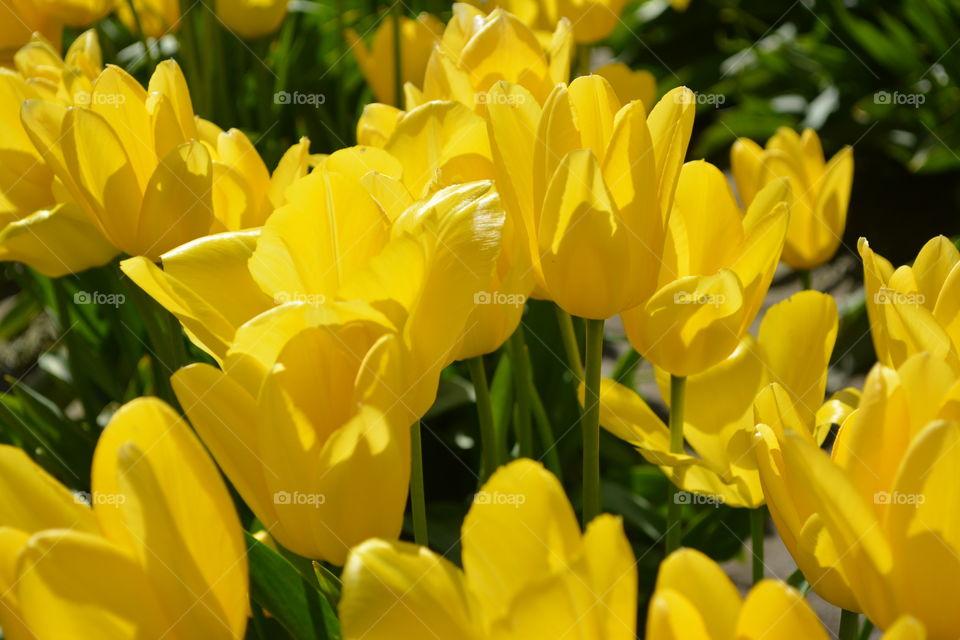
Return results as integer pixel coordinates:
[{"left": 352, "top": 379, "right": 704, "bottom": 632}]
[
  {"left": 594, "top": 291, "right": 848, "bottom": 508},
  {"left": 465, "top": 0, "right": 622, "bottom": 44},
  {"left": 31, "top": 0, "right": 110, "bottom": 27},
  {"left": 0, "top": 398, "right": 248, "bottom": 638},
  {"left": 339, "top": 459, "right": 638, "bottom": 639},
  {"left": 594, "top": 61, "right": 656, "bottom": 109},
  {"left": 755, "top": 352, "right": 960, "bottom": 635},
  {"left": 19, "top": 60, "right": 292, "bottom": 262},
  {"left": 649, "top": 548, "right": 922, "bottom": 639},
  {"left": 215, "top": 0, "right": 288, "bottom": 39},
  {"left": 1, "top": 0, "right": 60, "bottom": 66},
  {"left": 488, "top": 77, "right": 695, "bottom": 320},
  {"left": 732, "top": 127, "right": 853, "bottom": 270},
  {"left": 116, "top": 0, "right": 179, "bottom": 38},
  {"left": 860, "top": 235, "right": 960, "bottom": 371},
  {"left": 621, "top": 159, "right": 789, "bottom": 376},
  {"left": 347, "top": 13, "right": 443, "bottom": 106}
]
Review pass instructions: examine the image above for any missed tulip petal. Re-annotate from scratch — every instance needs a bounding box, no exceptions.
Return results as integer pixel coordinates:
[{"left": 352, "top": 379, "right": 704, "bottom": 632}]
[
  {"left": 653, "top": 548, "right": 741, "bottom": 639},
  {"left": 0, "top": 204, "right": 116, "bottom": 276},
  {"left": 340, "top": 539, "right": 482, "bottom": 640},
  {"left": 462, "top": 459, "right": 581, "bottom": 621},
  {"left": 736, "top": 580, "right": 828, "bottom": 640},
  {"left": 91, "top": 398, "right": 248, "bottom": 639},
  {"left": 647, "top": 87, "right": 695, "bottom": 222}
]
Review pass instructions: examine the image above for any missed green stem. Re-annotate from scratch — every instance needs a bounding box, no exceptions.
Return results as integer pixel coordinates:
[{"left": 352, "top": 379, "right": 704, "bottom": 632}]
[
  {"left": 554, "top": 305, "right": 584, "bottom": 382},
  {"left": 410, "top": 421, "right": 429, "bottom": 547},
  {"left": 839, "top": 610, "right": 859, "bottom": 640},
  {"left": 124, "top": 0, "right": 157, "bottom": 72},
  {"left": 799, "top": 268, "right": 813, "bottom": 290},
  {"left": 581, "top": 318, "right": 604, "bottom": 525},
  {"left": 750, "top": 508, "right": 765, "bottom": 584},
  {"left": 665, "top": 375, "right": 686, "bottom": 553},
  {"left": 857, "top": 619, "right": 875, "bottom": 640},
  {"left": 576, "top": 43, "right": 591, "bottom": 77},
  {"left": 468, "top": 356, "right": 498, "bottom": 481},
  {"left": 391, "top": 7, "right": 404, "bottom": 107},
  {"left": 509, "top": 329, "right": 533, "bottom": 458},
  {"left": 529, "top": 369, "right": 562, "bottom": 482}
]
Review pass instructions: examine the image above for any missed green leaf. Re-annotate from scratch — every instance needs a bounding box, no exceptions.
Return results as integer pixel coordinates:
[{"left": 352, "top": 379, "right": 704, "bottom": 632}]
[{"left": 245, "top": 533, "right": 341, "bottom": 640}]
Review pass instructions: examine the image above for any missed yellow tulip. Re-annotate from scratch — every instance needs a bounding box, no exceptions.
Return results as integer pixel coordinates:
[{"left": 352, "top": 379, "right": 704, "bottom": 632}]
[
  {"left": 347, "top": 13, "right": 443, "bottom": 106},
  {"left": 594, "top": 61, "right": 656, "bottom": 109},
  {"left": 0, "top": 398, "right": 248, "bottom": 638},
  {"left": 755, "top": 352, "right": 960, "bottom": 635},
  {"left": 18, "top": 60, "right": 293, "bottom": 262},
  {"left": 1, "top": 0, "right": 60, "bottom": 66},
  {"left": 0, "top": 30, "right": 117, "bottom": 276},
  {"left": 33, "top": 0, "right": 110, "bottom": 27},
  {"left": 649, "top": 548, "right": 923, "bottom": 639},
  {"left": 215, "top": 0, "right": 288, "bottom": 39},
  {"left": 116, "top": 0, "right": 179, "bottom": 38},
  {"left": 339, "top": 458, "right": 638, "bottom": 639},
  {"left": 732, "top": 127, "right": 853, "bottom": 270},
  {"left": 860, "top": 235, "right": 960, "bottom": 371},
  {"left": 160, "top": 182, "right": 504, "bottom": 563},
  {"left": 621, "top": 159, "right": 789, "bottom": 375},
  {"left": 487, "top": 77, "right": 695, "bottom": 320},
  {"left": 594, "top": 290, "right": 847, "bottom": 508},
  {"left": 465, "top": 0, "right": 623, "bottom": 44}
]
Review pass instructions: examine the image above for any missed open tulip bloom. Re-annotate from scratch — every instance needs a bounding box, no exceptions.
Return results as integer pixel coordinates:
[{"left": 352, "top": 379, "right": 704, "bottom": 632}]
[{"left": 1, "top": 1, "right": 959, "bottom": 638}]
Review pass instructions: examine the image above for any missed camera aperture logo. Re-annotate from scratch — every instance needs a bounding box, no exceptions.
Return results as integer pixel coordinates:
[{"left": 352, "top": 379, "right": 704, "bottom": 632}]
[
  {"left": 73, "top": 490, "right": 126, "bottom": 506},
  {"left": 274, "top": 91, "right": 326, "bottom": 107},
  {"left": 673, "top": 491, "right": 724, "bottom": 506},
  {"left": 74, "top": 291, "right": 125, "bottom": 308},
  {"left": 274, "top": 291, "right": 327, "bottom": 305},
  {"left": 874, "top": 287, "right": 924, "bottom": 306},
  {"left": 474, "top": 291, "right": 526, "bottom": 308},
  {"left": 473, "top": 490, "right": 526, "bottom": 508},
  {"left": 874, "top": 491, "right": 925, "bottom": 506},
  {"left": 874, "top": 91, "right": 925, "bottom": 107},
  {"left": 274, "top": 490, "right": 326, "bottom": 507}
]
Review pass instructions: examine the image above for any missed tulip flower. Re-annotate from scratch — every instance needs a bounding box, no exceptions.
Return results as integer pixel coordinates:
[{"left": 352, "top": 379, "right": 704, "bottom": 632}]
[
  {"left": 0, "top": 398, "right": 248, "bottom": 637},
  {"left": 0, "top": 31, "right": 116, "bottom": 276},
  {"left": 18, "top": 60, "right": 296, "bottom": 263},
  {"left": 731, "top": 127, "right": 853, "bottom": 271},
  {"left": 32, "top": 0, "right": 111, "bottom": 27},
  {"left": 860, "top": 235, "right": 960, "bottom": 371},
  {"left": 621, "top": 159, "right": 789, "bottom": 376},
  {"left": 116, "top": 0, "right": 179, "bottom": 38},
  {"left": 755, "top": 351, "right": 960, "bottom": 635},
  {"left": 648, "top": 548, "right": 922, "bottom": 639},
  {"left": 339, "top": 458, "right": 637, "bottom": 639},
  {"left": 594, "top": 61, "right": 656, "bottom": 109},
  {"left": 347, "top": 13, "right": 443, "bottom": 106},
  {"left": 594, "top": 290, "right": 845, "bottom": 508},
  {"left": 465, "top": 0, "right": 623, "bottom": 44},
  {"left": 166, "top": 182, "right": 504, "bottom": 563},
  {"left": 1, "top": 0, "right": 60, "bottom": 66},
  {"left": 215, "top": 0, "right": 288, "bottom": 39}
]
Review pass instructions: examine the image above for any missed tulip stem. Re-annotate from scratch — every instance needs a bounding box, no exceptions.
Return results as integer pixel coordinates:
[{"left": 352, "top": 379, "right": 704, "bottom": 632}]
[
  {"left": 750, "top": 508, "right": 765, "bottom": 584},
  {"left": 582, "top": 318, "right": 605, "bottom": 525},
  {"left": 391, "top": 6, "right": 404, "bottom": 107},
  {"left": 839, "top": 610, "right": 859, "bottom": 640},
  {"left": 665, "top": 375, "right": 686, "bottom": 553},
  {"left": 410, "top": 421, "right": 429, "bottom": 547},
  {"left": 530, "top": 379, "right": 563, "bottom": 482},
  {"left": 858, "top": 619, "right": 874, "bottom": 640},
  {"left": 799, "top": 269, "right": 813, "bottom": 290},
  {"left": 576, "top": 44, "right": 591, "bottom": 77},
  {"left": 124, "top": 0, "right": 157, "bottom": 73},
  {"left": 555, "top": 305, "right": 584, "bottom": 382},
  {"left": 468, "top": 356, "right": 499, "bottom": 481},
  {"left": 509, "top": 329, "right": 534, "bottom": 458}
]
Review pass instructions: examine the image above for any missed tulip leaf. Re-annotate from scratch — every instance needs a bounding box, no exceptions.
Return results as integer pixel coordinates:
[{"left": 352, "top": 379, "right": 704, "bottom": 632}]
[{"left": 245, "top": 533, "right": 341, "bottom": 640}]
